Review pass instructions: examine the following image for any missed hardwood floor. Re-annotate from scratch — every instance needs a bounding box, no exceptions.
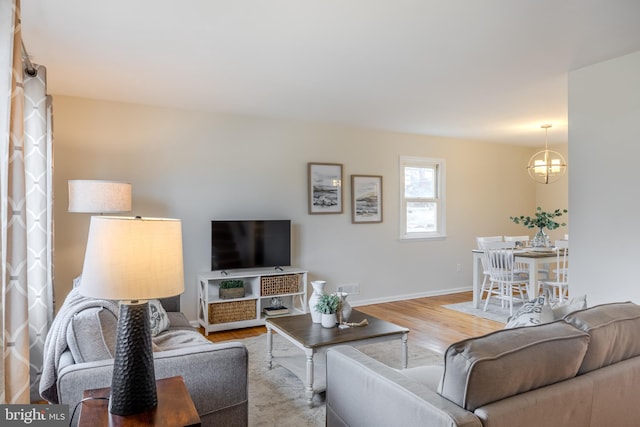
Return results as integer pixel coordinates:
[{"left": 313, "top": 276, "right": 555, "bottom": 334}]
[{"left": 200, "top": 291, "right": 503, "bottom": 354}]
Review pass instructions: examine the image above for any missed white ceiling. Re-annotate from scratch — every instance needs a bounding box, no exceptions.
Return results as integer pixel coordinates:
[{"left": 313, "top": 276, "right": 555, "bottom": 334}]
[{"left": 20, "top": 0, "right": 640, "bottom": 146}]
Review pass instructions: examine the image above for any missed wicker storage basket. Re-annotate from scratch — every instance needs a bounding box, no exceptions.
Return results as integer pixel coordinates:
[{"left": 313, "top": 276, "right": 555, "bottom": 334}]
[
  {"left": 208, "top": 300, "right": 256, "bottom": 324},
  {"left": 260, "top": 274, "right": 300, "bottom": 296}
]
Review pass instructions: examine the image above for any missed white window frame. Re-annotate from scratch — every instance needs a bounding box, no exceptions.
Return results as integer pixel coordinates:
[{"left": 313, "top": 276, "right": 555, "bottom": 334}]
[{"left": 399, "top": 156, "right": 446, "bottom": 240}]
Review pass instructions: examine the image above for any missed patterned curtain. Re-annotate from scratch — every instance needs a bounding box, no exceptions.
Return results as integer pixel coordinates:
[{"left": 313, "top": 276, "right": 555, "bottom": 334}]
[{"left": 1, "top": 0, "right": 54, "bottom": 403}]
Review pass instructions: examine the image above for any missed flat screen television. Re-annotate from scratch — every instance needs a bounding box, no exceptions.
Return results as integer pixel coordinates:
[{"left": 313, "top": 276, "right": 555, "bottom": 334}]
[{"left": 211, "top": 220, "right": 291, "bottom": 271}]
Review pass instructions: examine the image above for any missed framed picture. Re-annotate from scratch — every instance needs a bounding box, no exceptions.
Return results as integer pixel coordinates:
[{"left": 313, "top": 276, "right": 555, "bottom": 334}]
[
  {"left": 308, "top": 163, "right": 343, "bottom": 214},
  {"left": 351, "top": 175, "right": 383, "bottom": 223}
]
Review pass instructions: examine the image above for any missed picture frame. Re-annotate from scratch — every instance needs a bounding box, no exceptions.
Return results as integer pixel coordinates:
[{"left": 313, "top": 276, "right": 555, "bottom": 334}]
[
  {"left": 308, "top": 163, "right": 343, "bottom": 214},
  {"left": 351, "top": 175, "right": 383, "bottom": 223}
]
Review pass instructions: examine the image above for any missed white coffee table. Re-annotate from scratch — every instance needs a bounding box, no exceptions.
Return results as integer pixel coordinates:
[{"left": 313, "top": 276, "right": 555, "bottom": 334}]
[{"left": 265, "top": 309, "right": 409, "bottom": 403}]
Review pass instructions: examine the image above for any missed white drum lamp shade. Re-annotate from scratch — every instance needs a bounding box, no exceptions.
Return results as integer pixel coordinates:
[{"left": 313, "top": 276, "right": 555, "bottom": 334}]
[
  {"left": 79, "top": 216, "right": 184, "bottom": 415},
  {"left": 80, "top": 216, "right": 184, "bottom": 300},
  {"left": 68, "top": 180, "right": 132, "bottom": 213}
]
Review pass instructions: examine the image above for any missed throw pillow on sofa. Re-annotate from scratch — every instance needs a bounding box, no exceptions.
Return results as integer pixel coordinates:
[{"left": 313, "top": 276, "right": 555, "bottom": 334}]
[
  {"left": 551, "top": 294, "right": 587, "bottom": 319},
  {"left": 504, "top": 296, "right": 554, "bottom": 328},
  {"left": 149, "top": 299, "right": 171, "bottom": 337}
]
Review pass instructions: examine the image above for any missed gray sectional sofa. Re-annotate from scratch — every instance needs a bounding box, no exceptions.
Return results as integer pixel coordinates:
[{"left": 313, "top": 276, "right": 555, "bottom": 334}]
[
  {"left": 40, "top": 291, "right": 248, "bottom": 427},
  {"left": 326, "top": 301, "right": 640, "bottom": 427}
]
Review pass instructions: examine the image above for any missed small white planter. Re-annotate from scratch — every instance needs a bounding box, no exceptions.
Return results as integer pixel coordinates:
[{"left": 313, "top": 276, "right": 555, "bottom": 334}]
[{"left": 321, "top": 313, "right": 337, "bottom": 328}]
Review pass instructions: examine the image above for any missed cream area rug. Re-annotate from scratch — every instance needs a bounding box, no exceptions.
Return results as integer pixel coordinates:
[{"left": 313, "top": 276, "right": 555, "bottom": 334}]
[
  {"left": 443, "top": 300, "right": 518, "bottom": 324},
  {"left": 234, "top": 333, "right": 443, "bottom": 427}
]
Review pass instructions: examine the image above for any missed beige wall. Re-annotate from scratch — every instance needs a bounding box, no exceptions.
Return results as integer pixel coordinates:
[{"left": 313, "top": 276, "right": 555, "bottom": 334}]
[
  {"left": 53, "top": 95, "right": 563, "bottom": 320},
  {"left": 569, "top": 50, "right": 640, "bottom": 305}
]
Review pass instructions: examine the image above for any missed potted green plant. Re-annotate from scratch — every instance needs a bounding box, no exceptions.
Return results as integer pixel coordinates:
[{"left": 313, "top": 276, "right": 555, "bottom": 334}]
[
  {"left": 510, "top": 207, "right": 567, "bottom": 247},
  {"left": 315, "top": 293, "right": 340, "bottom": 328},
  {"left": 219, "top": 280, "right": 245, "bottom": 299}
]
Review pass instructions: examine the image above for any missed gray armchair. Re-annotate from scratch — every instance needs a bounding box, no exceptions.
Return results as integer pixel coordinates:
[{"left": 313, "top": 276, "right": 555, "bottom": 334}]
[{"left": 40, "top": 292, "right": 248, "bottom": 426}]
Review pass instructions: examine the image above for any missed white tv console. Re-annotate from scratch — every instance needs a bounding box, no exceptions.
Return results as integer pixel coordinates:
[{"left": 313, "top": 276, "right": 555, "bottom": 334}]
[{"left": 197, "top": 267, "right": 308, "bottom": 334}]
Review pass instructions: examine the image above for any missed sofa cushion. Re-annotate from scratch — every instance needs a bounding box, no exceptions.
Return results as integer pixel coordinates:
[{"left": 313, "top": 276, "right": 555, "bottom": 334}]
[
  {"left": 66, "top": 307, "right": 117, "bottom": 363},
  {"left": 167, "top": 312, "right": 195, "bottom": 331},
  {"left": 158, "top": 295, "right": 180, "bottom": 312},
  {"left": 152, "top": 329, "right": 211, "bottom": 351},
  {"left": 504, "top": 296, "right": 554, "bottom": 328},
  {"left": 563, "top": 301, "right": 640, "bottom": 374},
  {"left": 439, "top": 321, "right": 590, "bottom": 411}
]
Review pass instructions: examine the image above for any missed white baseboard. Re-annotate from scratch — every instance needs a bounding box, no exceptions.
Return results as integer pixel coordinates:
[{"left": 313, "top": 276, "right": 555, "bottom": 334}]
[{"left": 348, "top": 286, "right": 472, "bottom": 308}]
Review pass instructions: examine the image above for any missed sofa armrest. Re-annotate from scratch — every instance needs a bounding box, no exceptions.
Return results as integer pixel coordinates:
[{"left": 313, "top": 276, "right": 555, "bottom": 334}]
[
  {"left": 58, "top": 342, "right": 247, "bottom": 427},
  {"left": 326, "top": 346, "right": 482, "bottom": 427}
]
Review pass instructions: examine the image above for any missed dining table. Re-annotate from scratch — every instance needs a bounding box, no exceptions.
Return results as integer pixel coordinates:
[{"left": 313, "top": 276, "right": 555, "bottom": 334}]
[{"left": 471, "top": 248, "right": 562, "bottom": 309}]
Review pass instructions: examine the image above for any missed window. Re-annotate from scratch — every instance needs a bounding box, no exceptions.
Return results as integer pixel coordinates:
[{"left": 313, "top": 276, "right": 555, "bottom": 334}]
[{"left": 399, "top": 156, "right": 446, "bottom": 240}]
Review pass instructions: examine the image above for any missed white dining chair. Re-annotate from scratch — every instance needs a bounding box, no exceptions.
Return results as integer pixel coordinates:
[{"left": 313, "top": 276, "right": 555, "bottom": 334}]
[
  {"left": 482, "top": 241, "right": 529, "bottom": 315},
  {"left": 540, "top": 240, "right": 569, "bottom": 303},
  {"left": 477, "top": 236, "right": 503, "bottom": 246},
  {"left": 504, "top": 234, "right": 552, "bottom": 280},
  {"left": 476, "top": 236, "right": 503, "bottom": 307},
  {"left": 503, "top": 234, "right": 533, "bottom": 276}
]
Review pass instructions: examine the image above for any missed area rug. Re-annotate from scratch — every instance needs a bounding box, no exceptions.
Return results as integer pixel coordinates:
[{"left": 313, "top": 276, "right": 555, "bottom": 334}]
[
  {"left": 443, "top": 300, "right": 520, "bottom": 324},
  {"left": 236, "top": 333, "right": 443, "bottom": 427}
]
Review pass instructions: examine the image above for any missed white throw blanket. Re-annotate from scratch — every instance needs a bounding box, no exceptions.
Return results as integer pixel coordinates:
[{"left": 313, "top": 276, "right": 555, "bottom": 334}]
[{"left": 39, "top": 287, "right": 119, "bottom": 403}]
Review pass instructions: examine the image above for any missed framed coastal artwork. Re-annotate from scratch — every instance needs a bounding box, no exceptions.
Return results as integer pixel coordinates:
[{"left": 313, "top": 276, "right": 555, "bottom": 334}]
[
  {"left": 351, "top": 175, "right": 382, "bottom": 223},
  {"left": 308, "top": 163, "right": 343, "bottom": 214}
]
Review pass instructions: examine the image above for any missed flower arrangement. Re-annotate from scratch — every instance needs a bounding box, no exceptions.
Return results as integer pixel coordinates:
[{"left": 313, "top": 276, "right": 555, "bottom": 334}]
[{"left": 510, "top": 207, "right": 567, "bottom": 230}]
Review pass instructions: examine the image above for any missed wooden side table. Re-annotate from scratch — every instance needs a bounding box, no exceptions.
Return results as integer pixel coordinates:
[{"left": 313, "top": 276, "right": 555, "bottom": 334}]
[{"left": 78, "top": 376, "right": 201, "bottom": 427}]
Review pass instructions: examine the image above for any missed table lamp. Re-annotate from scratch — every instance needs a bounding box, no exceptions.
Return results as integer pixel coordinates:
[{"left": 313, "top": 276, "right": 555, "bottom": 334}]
[{"left": 79, "top": 216, "right": 184, "bottom": 415}]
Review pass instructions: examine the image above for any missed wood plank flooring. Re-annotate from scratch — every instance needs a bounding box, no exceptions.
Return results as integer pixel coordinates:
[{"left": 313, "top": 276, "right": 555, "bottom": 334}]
[{"left": 200, "top": 291, "right": 503, "bottom": 354}]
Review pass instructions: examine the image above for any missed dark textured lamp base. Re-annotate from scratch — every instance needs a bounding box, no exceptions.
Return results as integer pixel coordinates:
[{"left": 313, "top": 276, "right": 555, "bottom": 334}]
[{"left": 109, "top": 301, "right": 157, "bottom": 416}]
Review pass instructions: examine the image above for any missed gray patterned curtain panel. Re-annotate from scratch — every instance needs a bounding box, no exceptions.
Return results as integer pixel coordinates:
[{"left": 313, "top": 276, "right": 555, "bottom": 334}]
[{"left": 1, "top": 0, "right": 54, "bottom": 404}]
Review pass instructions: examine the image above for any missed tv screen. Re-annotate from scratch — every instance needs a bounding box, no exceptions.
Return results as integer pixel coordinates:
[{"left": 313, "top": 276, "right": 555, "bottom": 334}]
[{"left": 211, "top": 220, "right": 291, "bottom": 271}]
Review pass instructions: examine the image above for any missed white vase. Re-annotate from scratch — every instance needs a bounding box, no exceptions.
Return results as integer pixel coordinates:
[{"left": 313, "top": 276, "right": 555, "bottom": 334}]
[
  {"left": 309, "top": 280, "right": 326, "bottom": 323},
  {"left": 335, "top": 292, "right": 352, "bottom": 323},
  {"left": 321, "top": 313, "right": 337, "bottom": 328}
]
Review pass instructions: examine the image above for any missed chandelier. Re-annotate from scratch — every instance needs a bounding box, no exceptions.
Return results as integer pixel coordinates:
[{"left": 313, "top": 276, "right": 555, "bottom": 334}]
[{"left": 527, "top": 124, "right": 567, "bottom": 184}]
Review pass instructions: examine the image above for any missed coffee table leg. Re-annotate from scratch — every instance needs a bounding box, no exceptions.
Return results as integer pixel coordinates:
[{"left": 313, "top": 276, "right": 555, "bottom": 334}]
[
  {"left": 401, "top": 332, "right": 408, "bottom": 369},
  {"left": 305, "top": 348, "right": 314, "bottom": 403},
  {"left": 266, "top": 324, "right": 273, "bottom": 370}
]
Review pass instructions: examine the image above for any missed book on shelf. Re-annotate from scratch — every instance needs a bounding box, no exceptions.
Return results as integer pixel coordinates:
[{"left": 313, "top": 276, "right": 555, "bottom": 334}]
[{"left": 263, "top": 306, "right": 289, "bottom": 316}]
